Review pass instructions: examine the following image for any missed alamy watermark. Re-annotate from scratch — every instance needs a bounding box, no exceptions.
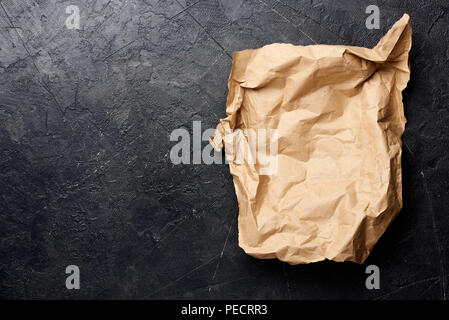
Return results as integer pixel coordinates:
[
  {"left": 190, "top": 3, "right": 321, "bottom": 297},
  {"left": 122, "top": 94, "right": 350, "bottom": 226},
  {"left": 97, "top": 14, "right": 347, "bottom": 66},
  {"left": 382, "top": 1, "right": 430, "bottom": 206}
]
[
  {"left": 169, "top": 121, "right": 279, "bottom": 175},
  {"left": 65, "top": 265, "right": 80, "bottom": 290},
  {"left": 366, "top": 5, "right": 380, "bottom": 29},
  {"left": 65, "top": 5, "right": 80, "bottom": 30},
  {"left": 365, "top": 265, "right": 380, "bottom": 289}
]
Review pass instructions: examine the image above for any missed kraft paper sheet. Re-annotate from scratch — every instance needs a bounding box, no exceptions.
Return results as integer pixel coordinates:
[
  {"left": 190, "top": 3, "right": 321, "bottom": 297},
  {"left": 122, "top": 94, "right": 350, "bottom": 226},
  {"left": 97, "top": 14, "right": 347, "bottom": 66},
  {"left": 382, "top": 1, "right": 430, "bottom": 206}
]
[{"left": 210, "top": 14, "right": 412, "bottom": 264}]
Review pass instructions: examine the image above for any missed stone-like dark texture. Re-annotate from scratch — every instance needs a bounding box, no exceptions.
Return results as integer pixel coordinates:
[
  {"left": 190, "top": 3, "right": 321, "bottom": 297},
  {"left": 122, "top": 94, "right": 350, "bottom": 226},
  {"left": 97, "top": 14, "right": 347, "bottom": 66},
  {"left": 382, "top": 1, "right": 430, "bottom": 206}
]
[{"left": 0, "top": 0, "right": 448, "bottom": 299}]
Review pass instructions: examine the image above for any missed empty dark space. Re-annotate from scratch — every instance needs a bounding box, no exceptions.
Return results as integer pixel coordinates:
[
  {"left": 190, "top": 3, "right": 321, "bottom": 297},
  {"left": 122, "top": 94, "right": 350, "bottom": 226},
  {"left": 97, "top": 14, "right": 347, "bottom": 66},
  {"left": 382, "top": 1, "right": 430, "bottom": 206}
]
[{"left": 0, "top": 0, "right": 448, "bottom": 299}]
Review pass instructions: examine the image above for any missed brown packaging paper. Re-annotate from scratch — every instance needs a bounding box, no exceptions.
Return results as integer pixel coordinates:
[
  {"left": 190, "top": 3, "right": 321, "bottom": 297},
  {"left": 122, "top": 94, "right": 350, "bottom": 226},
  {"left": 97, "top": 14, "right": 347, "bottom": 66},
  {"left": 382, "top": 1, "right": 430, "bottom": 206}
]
[{"left": 210, "top": 14, "right": 412, "bottom": 264}]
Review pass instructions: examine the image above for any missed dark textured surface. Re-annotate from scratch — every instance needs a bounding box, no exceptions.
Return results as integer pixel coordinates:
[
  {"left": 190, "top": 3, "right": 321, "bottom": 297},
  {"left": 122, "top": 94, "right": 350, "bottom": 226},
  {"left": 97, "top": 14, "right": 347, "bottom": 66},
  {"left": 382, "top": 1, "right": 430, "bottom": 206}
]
[{"left": 0, "top": 0, "right": 448, "bottom": 299}]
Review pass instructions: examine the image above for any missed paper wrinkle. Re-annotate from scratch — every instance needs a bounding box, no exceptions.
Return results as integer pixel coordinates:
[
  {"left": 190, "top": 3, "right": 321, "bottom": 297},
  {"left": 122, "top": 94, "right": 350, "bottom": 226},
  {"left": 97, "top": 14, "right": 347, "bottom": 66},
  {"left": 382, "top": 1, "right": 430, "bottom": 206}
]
[{"left": 211, "top": 14, "right": 411, "bottom": 264}]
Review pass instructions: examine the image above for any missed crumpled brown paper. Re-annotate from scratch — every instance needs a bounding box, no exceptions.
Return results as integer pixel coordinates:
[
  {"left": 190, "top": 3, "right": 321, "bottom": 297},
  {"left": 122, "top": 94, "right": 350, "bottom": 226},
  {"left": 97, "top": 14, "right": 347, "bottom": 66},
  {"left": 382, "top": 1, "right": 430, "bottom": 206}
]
[{"left": 210, "top": 14, "right": 411, "bottom": 264}]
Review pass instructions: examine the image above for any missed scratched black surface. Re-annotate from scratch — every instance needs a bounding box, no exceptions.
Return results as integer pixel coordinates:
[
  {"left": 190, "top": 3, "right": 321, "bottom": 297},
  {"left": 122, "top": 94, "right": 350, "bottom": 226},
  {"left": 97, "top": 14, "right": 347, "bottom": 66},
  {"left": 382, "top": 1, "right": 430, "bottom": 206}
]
[{"left": 0, "top": 0, "right": 448, "bottom": 299}]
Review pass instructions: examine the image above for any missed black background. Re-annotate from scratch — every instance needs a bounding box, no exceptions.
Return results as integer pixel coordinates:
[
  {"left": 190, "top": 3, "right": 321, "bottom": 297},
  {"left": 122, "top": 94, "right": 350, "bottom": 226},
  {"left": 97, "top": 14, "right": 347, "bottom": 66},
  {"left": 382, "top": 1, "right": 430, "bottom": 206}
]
[{"left": 0, "top": 0, "right": 448, "bottom": 299}]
